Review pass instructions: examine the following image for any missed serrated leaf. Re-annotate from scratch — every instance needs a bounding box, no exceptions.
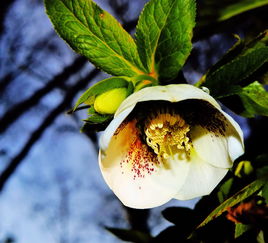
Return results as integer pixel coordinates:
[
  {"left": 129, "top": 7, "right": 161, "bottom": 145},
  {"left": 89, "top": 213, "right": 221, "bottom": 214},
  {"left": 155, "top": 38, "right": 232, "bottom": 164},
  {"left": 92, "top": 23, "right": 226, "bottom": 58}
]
[
  {"left": 105, "top": 227, "right": 152, "bottom": 243},
  {"left": 135, "top": 0, "right": 196, "bottom": 81},
  {"left": 207, "top": 35, "right": 245, "bottom": 77},
  {"left": 196, "top": 178, "right": 266, "bottom": 229},
  {"left": 45, "top": 0, "right": 146, "bottom": 77},
  {"left": 235, "top": 223, "right": 252, "bottom": 239},
  {"left": 223, "top": 81, "right": 268, "bottom": 117},
  {"left": 204, "top": 47, "right": 268, "bottom": 97},
  {"left": 238, "top": 81, "right": 268, "bottom": 117},
  {"left": 73, "top": 77, "right": 131, "bottom": 110}
]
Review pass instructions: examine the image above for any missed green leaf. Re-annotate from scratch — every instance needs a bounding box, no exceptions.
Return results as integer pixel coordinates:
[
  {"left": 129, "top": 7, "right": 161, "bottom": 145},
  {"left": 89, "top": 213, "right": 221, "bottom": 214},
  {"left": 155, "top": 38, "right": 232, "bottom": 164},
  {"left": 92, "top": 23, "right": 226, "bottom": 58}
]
[
  {"left": 81, "top": 107, "right": 112, "bottom": 132},
  {"left": 218, "top": 0, "right": 268, "bottom": 21},
  {"left": 84, "top": 114, "right": 112, "bottom": 125},
  {"left": 73, "top": 77, "right": 131, "bottom": 111},
  {"left": 206, "top": 35, "right": 245, "bottom": 78},
  {"left": 135, "top": 0, "right": 196, "bottom": 81},
  {"left": 196, "top": 178, "right": 266, "bottom": 229},
  {"left": 238, "top": 81, "right": 268, "bottom": 117},
  {"left": 217, "top": 178, "right": 234, "bottom": 203},
  {"left": 45, "top": 0, "right": 146, "bottom": 77},
  {"left": 235, "top": 223, "right": 252, "bottom": 239},
  {"left": 204, "top": 47, "right": 268, "bottom": 97},
  {"left": 162, "top": 207, "right": 196, "bottom": 226},
  {"left": 262, "top": 182, "right": 268, "bottom": 202},
  {"left": 105, "top": 227, "right": 152, "bottom": 243},
  {"left": 198, "top": 0, "right": 268, "bottom": 28},
  {"left": 257, "top": 231, "right": 265, "bottom": 243},
  {"left": 81, "top": 119, "right": 111, "bottom": 132}
]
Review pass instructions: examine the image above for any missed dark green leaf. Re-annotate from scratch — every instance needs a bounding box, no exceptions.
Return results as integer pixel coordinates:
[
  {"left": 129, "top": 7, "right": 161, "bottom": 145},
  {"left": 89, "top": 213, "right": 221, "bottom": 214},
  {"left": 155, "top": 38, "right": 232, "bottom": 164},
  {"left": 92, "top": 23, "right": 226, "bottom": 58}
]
[
  {"left": 202, "top": 31, "right": 268, "bottom": 97},
  {"left": 196, "top": 178, "right": 266, "bottom": 229},
  {"left": 84, "top": 113, "right": 112, "bottom": 124},
  {"left": 218, "top": 0, "right": 268, "bottom": 21},
  {"left": 105, "top": 227, "right": 152, "bottom": 243},
  {"left": 262, "top": 182, "right": 268, "bottom": 202},
  {"left": 153, "top": 226, "right": 183, "bottom": 242},
  {"left": 205, "top": 35, "right": 245, "bottom": 78},
  {"left": 238, "top": 81, "right": 268, "bottom": 117},
  {"left": 162, "top": 207, "right": 196, "bottom": 226},
  {"left": 135, "top": 0, "right": 196, "bottom": 81},
  {"left": 217, "top": 178, "right": 234, "bottom": 203},
  {"left": 257, "top": 166, "right": 268, "bottom": 179},
  {"left": 81, "top": 113, "right": 112, "bottom": 132},
  {"left": 198, "top": 0, "right": 268, "bottom": 27},
  {"left": 235, "top": 223, "right": 252, "bottom": 239},
  {"left": 204, "top": 48, "right": 268, "bottom": 97},
  {"left": 45, "top": 0, "right": 146, "bottom": 77}
]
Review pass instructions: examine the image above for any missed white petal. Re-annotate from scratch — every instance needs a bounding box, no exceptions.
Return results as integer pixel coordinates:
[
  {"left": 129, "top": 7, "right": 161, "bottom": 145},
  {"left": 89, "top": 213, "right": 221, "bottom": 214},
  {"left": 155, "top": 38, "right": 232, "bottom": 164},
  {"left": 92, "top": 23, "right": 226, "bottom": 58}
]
[
  {"left": 174, "top": 154, "right": 228, "bottom": 200},
  {"left": 99, "top": 121, "right": 191, "bottom": 209},
  {"left": 115, "top": 84, "right": 221, "bottom": 116},
  {"left": 220, "top": 111, "right": 244, "bottom": 161},
  {"left": 191, "top": 125, "right": 232, "bottom": 168},
  {"left": 191, "top": 109, "right": 244, "bottom": 168},
  {"left": 99, "top": 106, "right": 134, "bottom": 151}
]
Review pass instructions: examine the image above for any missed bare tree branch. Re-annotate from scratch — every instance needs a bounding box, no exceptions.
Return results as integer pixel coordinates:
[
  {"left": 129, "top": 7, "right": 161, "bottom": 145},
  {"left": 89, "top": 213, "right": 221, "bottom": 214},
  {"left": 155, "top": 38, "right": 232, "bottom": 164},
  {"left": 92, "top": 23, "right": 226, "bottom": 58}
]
[
  {"left": 0, "top": 68, "right": 99, "bottom": 192},
  {"left": 0, "top": 56, "right": 88, "bottom": 134},
  {"left": 0, "top": 0, "right": 17, "bottom": 34}
]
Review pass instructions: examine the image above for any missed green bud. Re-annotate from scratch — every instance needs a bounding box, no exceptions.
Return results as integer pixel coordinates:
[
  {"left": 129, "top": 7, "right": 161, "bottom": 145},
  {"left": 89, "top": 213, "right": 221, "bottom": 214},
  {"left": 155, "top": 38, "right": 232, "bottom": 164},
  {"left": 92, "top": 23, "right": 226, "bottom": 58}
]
[
  {"left": 94, "top": 88, "right": 128, "bottom": 114},
  {"left": 234, "top": 160, "right": 254, "bottom": 178}
]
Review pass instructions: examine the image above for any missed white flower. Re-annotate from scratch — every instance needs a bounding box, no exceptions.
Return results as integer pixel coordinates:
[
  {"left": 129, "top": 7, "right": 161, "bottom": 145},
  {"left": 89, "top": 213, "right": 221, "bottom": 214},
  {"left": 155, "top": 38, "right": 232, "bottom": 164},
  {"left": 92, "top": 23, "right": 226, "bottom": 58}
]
[{"left": 99, "top": 84, "right": 244, "bottom": 209}]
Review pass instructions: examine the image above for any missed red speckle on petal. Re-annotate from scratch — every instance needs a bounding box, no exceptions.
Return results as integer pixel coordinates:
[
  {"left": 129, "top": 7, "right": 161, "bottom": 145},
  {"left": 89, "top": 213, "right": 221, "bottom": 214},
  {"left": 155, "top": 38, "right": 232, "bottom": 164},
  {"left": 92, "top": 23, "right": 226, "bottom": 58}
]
[{"left": 121, "top": 127, "right": 159, "bottom": 180}]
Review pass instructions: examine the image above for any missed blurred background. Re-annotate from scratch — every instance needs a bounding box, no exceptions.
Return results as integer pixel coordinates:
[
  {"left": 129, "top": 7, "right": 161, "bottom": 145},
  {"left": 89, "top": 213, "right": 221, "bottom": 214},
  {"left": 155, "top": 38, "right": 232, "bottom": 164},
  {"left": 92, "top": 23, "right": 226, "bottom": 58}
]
[{"left": 0, "top": 0, "right": 267, "bottom": 242}]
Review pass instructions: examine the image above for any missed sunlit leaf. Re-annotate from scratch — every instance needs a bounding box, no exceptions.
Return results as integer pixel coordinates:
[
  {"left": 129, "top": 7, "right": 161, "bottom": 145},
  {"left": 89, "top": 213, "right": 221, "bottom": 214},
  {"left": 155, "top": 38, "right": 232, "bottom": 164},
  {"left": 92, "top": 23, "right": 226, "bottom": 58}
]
[
  {"left": 235, "top": 223, "right": 252, "bottom": 239},
  {"left": 219, "top": 0, "right": 268, "bottom": 21},
  {"left": 45, "top": 0, "right": 146, "bottom": 77},
  {"left": 238, "top": 81, "right": 268, "bottom": 117},
  {"left": 196, "top": 178, "right": 266, "bottom": 229},
  {"left": 135, "top": 0, "right": 196, "bottom": 81}
]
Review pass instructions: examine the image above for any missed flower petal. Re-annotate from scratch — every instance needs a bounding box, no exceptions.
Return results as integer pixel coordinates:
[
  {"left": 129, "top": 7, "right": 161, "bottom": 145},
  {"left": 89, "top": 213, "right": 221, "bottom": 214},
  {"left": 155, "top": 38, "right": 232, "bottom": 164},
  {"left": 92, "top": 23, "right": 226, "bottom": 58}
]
[
  {"left": 191, "top": 125, "right": 232, "bottom": 169},
  {"left": 99, "top": 106, "right": 134, "bottom": 151},
  {"left": 174, "top": 154, "right": 228, "bottom": 200},
  {"left": 220, "top": 111, "right": 244, "bottom": 161},
  {"left": 115, "top": 84, "right": 221, "bottom": 116},
  {"left": 99, "top": 121, "right": 191, "bottom": 209}
]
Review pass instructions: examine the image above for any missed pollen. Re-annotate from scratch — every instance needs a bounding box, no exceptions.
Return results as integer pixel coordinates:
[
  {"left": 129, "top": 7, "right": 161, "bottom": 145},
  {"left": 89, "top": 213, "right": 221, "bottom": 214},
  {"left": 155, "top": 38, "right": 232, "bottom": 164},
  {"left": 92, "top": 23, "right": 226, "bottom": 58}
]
[{"left": 144, "top": 112, "right": 191, "bottom": 159}]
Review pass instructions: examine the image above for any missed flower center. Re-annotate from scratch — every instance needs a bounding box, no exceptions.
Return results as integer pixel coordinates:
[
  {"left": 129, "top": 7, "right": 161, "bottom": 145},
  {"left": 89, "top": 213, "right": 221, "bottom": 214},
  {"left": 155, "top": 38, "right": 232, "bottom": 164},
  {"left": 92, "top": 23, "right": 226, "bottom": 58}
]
[{"left": 144, "top": 112, "right": 191, "bottom": 159}]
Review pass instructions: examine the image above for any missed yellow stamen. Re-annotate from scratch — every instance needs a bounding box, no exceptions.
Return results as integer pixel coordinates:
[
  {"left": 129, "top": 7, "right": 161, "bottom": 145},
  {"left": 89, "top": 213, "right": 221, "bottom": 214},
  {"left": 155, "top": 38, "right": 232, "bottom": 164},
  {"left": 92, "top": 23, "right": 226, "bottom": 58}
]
[{"left": 144, "top": 113, "right": 191, "bottom": 159}]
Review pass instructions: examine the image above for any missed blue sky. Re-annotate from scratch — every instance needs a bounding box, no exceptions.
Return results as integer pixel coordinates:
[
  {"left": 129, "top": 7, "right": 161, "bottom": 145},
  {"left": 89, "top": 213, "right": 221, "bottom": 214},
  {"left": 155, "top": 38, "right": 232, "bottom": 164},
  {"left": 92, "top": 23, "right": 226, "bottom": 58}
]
[{"left": 0, "top": 0, "right": 201, "bottom": 242}]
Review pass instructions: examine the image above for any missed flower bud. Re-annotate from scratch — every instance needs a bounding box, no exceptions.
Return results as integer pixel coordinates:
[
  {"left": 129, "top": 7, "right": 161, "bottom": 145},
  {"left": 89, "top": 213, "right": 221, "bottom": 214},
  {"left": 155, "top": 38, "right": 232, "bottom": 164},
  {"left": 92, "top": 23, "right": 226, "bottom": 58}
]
[
  {"left": 234, "top": 160, "right": 254, "bottom": 178},
  {"left": 94, "top": 88, "right": 128, "bottom": 114}
]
